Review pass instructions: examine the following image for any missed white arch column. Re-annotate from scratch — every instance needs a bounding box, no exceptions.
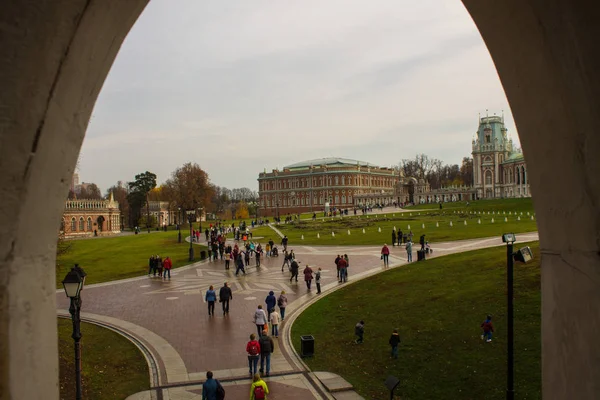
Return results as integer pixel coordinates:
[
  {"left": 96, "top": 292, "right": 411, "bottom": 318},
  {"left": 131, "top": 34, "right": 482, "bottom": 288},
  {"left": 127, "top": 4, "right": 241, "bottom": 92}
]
[
  {"left": 0, "top": 1, "right": 148, "bottom": 399},
  {"left": 464, "top": 0, "right": 600, "bottom": 397}
]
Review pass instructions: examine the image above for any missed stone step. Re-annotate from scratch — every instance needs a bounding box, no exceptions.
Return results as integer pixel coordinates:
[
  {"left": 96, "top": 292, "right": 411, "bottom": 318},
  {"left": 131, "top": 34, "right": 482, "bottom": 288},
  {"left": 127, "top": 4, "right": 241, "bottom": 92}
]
[{"left": 314, "top": 371, "right": 354, "bottom": 392}]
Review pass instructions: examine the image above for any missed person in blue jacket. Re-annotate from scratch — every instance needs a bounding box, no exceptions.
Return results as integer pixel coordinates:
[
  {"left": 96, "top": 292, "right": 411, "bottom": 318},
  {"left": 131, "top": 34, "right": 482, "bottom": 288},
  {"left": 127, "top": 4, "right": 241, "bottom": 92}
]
[
  {"left": 265, "top": 291, "right": 277, "bottom": 319},
  {"left": 205, "top": 285, "right": 217, "bottom": 316},
  {"left": 202, "top": 370, "right": 223, "bottom": 400}
]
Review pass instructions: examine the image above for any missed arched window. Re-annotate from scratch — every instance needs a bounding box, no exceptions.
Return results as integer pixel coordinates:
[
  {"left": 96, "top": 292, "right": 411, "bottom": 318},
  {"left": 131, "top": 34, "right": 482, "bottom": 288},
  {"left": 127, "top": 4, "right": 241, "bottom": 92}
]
[
  {"left": 335, "top": 195, "right": 339, "bottom": 204},
  {"left": 348, "top": 195, "right": 353, "bottom": 203},
  {"left": 71, "top": 218, "right": 76, "bottom": 231},
  {"left": 60, "top": 218, "right": 65, "bottom": 232},
  {"left": 87, "top": 217, "right": 92, "bottom": 231},
  {"left": 79, "top": 217, "right": 84, "bottom": 231},
  {"left": 522, "top": 168, "right": 526, "bottom": 185},
  {"left": 485, "top": 170, "right": 492, "bottom": 185},
  {"left": 342, "top": 195, "right": 346, "bottom": 204},
  {"left": 516, "top": 167, "right": 521, "bottom": 184},
  {"left": 335, "top": 176, "right": 339, "bottom": 185}
]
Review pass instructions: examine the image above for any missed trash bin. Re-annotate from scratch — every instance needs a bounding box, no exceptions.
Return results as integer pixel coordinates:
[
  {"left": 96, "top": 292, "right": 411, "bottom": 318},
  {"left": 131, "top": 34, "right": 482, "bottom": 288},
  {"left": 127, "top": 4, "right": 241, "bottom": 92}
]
[
  {"left": 200, "top": 250, "right": 207, "bottom": 260},
  {"left": 417, "top": 249, "right": 426, "bottom": 261},
  {"left": 300, "top": 335, "right": 315, "bottom": 357}
]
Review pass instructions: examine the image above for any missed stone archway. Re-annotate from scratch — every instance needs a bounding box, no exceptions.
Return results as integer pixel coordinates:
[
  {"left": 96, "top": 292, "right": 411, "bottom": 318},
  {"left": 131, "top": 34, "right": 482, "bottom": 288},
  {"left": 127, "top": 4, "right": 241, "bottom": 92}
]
[{"left": 1, "top": 1, "right": 599, "bottom": 398}]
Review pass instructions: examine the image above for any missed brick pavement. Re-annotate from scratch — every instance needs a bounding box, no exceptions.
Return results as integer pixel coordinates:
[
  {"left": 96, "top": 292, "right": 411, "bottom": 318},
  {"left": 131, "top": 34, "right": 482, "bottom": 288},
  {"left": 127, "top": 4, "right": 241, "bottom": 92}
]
[{"left": 56, "top": 227, "right": 538, "bottom": 399}]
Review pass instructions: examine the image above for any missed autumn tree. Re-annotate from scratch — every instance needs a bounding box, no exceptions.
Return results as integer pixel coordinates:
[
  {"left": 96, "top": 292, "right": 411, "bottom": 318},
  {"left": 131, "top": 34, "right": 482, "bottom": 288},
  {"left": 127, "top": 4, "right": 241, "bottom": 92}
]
[
  {"left": 79, "top": 183, "right": 102, "bottom": 199},
  {"left": 165, "top": 163, "right": 214, "bottom": 218},
  {"left": 235, "top": 201, "right": 250, "bottom": 219},
  {"left": 128, "top": 171, "right": 157, "bottom": 232}
]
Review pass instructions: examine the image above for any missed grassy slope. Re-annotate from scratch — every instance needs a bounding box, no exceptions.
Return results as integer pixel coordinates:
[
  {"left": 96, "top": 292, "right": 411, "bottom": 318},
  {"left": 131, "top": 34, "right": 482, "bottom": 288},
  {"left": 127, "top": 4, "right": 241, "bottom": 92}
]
[
  {"left": 292, "top": 242, "right": 541, "bottom": 400},
  {"left": 58, "top": 318, "right": 149, "bottom": 400},
  {"left": 56, "top": 231, "right": 207, "bottom": 287}
]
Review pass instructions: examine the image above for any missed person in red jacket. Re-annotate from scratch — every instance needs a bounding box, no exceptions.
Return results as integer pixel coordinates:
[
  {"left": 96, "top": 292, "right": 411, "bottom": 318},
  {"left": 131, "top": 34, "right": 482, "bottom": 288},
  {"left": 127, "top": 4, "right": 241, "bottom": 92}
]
[
  {"left": 381, "top": 244, "right": 390, "bottom": 267},
  {"left": 246, "top": 333, "right": 261, "bottom": 375},
  {"left": 162, "top": 256, "right": 172, "bottom": 279},
  {"left": 337, "top": 256, "right": 348, "bottom": 283}
]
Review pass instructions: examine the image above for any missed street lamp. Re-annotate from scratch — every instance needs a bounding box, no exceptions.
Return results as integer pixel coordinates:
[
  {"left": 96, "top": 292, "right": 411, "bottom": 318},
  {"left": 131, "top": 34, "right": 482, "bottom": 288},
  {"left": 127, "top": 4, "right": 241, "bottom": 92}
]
[
  {"left": 188, "top": 211, "right": 195, "bottom": 261},
  {"left": 502, "top": 233, "right": 534, "bottom": 400},
  {"left": 177, "top": 207, "right": 182, "bottom": 243},
  {"left": 62, "top": 264, "right": 87, "bottom": 400}
]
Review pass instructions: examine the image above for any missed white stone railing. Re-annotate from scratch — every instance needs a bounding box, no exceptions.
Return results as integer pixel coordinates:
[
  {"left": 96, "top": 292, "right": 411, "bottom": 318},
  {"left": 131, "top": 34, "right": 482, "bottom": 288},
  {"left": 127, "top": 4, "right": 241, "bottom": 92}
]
[{"left": 65, "top": 199, "right": 119, "bottom": 210}]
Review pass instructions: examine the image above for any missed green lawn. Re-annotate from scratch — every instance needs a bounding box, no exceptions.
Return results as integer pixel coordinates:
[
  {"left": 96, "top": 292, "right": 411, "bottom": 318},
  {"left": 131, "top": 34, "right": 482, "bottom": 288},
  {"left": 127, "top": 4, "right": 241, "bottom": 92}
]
[
  {"left": 56, "top": 231, "right": 207, "bottom": 287},
  {"left": 406, "top": 198, "right": 534, "bottom": 212},
  {"left": 292, "top": 242, "right": 541, "bottom": 400},
  {"left": 274, "top": 211, "right": 537, "bottom": 245},
  {"left": 58, "top": 318, "right": 149, "bottom": 399}
]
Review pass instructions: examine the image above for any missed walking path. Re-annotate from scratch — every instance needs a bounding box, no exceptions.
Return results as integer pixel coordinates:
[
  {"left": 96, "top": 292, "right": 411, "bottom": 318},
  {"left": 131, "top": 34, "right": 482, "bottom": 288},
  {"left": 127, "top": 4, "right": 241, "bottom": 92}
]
[{"left": 56, "top": 230, "right": 538, "bottom": 399}]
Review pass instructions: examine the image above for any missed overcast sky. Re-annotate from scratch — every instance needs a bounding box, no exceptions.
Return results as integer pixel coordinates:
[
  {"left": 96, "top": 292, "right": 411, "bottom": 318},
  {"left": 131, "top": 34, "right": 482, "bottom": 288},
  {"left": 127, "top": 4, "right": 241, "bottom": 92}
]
[{"left": 80, "top": 0, "right": 517, "bottom": 193}]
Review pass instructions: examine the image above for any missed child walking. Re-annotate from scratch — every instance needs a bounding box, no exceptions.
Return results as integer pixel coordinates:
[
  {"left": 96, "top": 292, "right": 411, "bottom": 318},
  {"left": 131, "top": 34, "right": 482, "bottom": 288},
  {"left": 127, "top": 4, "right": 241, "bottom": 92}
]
[
  {"left": 269, "top": 308, "right": 280, "bottom": 338},
  {"left": 389, "top": 329, "right": 401, "bottom": 359},
  {"left": 316, "top": 267, "right": 322, "bottom": 294},
  {"left": 481, "top": 315, "right": 494, "bottom": 342},
  {"left": 355, "top": 320, "right": 365, "bottom": 344}
]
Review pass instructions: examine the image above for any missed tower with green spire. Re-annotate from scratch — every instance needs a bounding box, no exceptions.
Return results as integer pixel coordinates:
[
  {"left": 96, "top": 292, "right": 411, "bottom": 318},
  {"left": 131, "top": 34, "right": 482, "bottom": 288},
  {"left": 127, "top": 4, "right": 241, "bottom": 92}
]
[{"left": 472, "top": 113, "right": 513, "bottom": 198}]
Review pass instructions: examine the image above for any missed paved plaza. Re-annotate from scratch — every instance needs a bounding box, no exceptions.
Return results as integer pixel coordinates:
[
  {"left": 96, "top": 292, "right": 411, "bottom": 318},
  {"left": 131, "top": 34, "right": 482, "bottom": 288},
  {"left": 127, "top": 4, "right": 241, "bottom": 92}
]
[{"left": 56, "top": 225, "right": 538, "bottom": 399}]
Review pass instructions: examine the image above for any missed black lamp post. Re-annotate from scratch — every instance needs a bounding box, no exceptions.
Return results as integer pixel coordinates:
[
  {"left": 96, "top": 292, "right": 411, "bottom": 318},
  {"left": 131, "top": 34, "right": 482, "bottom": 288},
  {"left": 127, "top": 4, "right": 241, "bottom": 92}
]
[
  {"left": 198, "top": 207, "right": 203, "bottom": 233},
  {"left": 188, "top": 211, "right": 194, "bottom": 261},
  {"left": 502, "top": 233, "right": 534, "bottom": 400},
  {"left": 177, "top": 207, "right": 182, "bottom": 243},
  {"left": 62, "top": 264, "right": 87, "bottom": 400},
  {"left": 384, "top": 375, "right": 400, "bottom": 400}
]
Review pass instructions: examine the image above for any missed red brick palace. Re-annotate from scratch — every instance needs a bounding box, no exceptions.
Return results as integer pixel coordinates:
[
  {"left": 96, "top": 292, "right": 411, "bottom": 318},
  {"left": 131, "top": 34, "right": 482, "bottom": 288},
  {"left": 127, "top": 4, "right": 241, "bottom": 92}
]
[{"left": 258, "top": 158, "right": 398, "bottom": 216}]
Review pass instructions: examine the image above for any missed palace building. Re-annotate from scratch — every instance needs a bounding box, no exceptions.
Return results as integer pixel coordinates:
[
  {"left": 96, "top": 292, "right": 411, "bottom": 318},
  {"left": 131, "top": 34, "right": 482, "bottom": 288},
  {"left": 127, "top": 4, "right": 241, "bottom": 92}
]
[
  {"left": 258, "top": 158, "right": 397, "bottom": 216},
  {"left": 61, "top": 192, "right": 121, "bottom": 237},
  {"left": 257, "top": 113, "right": 529, "bottom": 215},
  {"left": 472, "top": 115, "right": 530, "bottom": 198}
]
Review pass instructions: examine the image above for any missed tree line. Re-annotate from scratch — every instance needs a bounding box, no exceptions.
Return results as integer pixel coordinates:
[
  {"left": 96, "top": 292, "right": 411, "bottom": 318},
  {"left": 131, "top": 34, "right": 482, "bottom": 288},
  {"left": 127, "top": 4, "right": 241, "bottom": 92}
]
[
  {"left": 400, "top": 153, "right": 473, "bottom": 189},
  {"left": 100, "top": 162, "right": 258, "bottom": 229}
]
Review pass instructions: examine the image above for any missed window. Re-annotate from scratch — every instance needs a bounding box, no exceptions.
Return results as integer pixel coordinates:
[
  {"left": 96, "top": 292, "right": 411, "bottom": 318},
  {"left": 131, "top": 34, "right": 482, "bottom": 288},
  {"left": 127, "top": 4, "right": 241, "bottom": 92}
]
[
  {"left": 348, "top": 195, "right": 352, "bottom": 203},
  {"left": 342, "top": 195, "right": 346, "bottom": 203},
  {"left": 60, "top": 219, "right": 65, "bottom": 231},
  {"left": 335, "top": 195, "right": 339, "bottom": 204},
  {"left": 516, "top": 167, "right": 521, "bottom": 184},
  {"left": 71, "top": 218, "right": 76, "bottom": 231},
  {"left": 335, "top": 176, "right": 339, "bottom": 185},
  {"left": 341, "top": 176, "right": 345, "bottom": 185},
  {"left": 87, "top": 217, "right": 92, "bottom": 231},
  {"left": 485, "top": 171, "right": 492, "bottom": 185},
  {"left": 79, "top": 217, "right": 84, "bottom": 231},
  {"left": 522, "top": 168, "right": 526, "bottom": 185},
  {"left": 485, "top": 134, "right": 491, "bottom": 143}
]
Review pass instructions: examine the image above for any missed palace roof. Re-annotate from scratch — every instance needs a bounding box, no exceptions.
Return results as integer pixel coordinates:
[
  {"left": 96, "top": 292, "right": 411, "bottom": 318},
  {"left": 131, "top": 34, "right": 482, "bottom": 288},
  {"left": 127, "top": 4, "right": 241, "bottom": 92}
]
[{"left": 284, "top": 157, "right": 376, "bottom": 170}]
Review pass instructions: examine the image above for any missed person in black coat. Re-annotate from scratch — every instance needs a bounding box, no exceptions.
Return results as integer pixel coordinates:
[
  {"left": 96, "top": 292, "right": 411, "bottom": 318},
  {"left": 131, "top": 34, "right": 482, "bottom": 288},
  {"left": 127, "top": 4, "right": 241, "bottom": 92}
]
[
  {"left": 219, "top": 282, "right": 233, "bottom": 315},
  {"left": 289, "top": 259, "right": 299, "bottom": 283},
  {"left": 391, "top": 230, "right": 397, "bottom": 247}
]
